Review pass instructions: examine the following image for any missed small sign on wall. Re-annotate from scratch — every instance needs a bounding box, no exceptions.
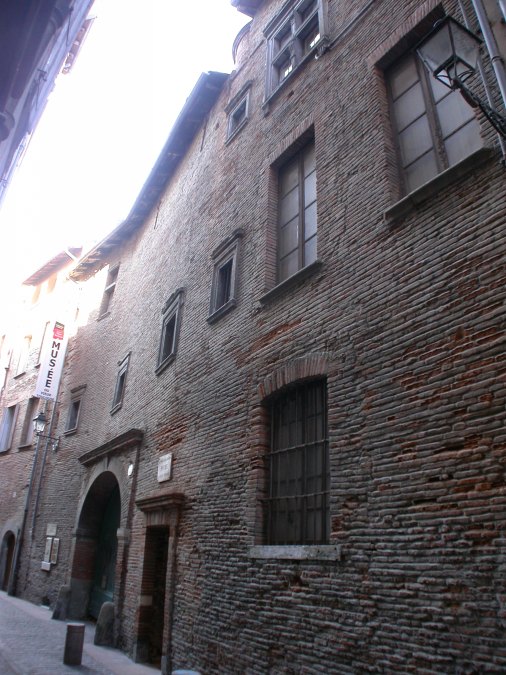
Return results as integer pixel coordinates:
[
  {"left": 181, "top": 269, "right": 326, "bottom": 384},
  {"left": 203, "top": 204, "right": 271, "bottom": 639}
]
[
  {"left": 157, "top": 453, "right": 173, "bottom": 482},
  {"left": 41, "top": 535, "right": 60, "bottom": 571}
]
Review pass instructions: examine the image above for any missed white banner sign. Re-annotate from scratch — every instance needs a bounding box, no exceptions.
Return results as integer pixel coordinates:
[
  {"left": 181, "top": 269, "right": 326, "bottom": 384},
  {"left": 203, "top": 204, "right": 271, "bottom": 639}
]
[{"left": 35, "top": 322, "right": 68, "bottom": 401}]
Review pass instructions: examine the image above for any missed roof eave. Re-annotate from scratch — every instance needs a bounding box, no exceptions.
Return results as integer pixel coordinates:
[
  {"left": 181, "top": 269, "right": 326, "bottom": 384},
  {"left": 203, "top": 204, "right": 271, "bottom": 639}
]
[{"left": 70, "top": 70, "right": 229, "bottom": 282}]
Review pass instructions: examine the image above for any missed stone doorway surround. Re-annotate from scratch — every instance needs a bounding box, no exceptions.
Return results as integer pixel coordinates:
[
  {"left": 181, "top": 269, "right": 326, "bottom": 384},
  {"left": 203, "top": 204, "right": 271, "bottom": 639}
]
[
  {"left": 135, "top": 491, "right": 184, "bottom": 675},
  {"left": 63, "top": 428, "right": 143, "bottom": 645}
]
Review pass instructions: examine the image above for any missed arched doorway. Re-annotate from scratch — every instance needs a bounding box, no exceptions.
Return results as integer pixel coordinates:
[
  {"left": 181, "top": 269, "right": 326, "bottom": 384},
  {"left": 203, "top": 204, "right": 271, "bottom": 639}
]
[
  {"left": 69, "top": 472, "right": 121, "bottom": 619},
  {"left": 0, "top": 531, "right": 16, "bottom": 592}
]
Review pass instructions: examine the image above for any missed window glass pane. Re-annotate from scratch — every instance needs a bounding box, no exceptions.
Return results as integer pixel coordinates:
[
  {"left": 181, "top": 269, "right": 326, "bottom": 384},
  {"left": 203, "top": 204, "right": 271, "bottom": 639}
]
[
  {"left": 445, "top": 119, "right": 482, "bottom": 166},
  {"left": 161, "top": 314, "right": 176, "bottom": 361},
  {"left": 393, "top": 82, "right": 426, "bottom": 131},
  {"left": 216, "top": 259, "right": 233, "bottom": 307},
  {"left": 279, "top": 186, "right": 299, "bottom": 225},
  {"left": 279, "top": 250, "right": 299, "bottom": 281},
  {"left": 274, "top": 22, "right": 291, "bottom": 54},
  {"left": 304, "top": 235, "right": 317, "bottom": 266},
  {"left": 304, "top": 170, "right": 316, "bottom": 206},
  {"left": 279, "top": 217, "right": 299, "bottom": 257},
  {"left": 404, "top": 150, "right": 438, "bottom": 192},
  {"left": 389, "top": 55, "right": 419, "bottom": 99},
  {"left": 429, "top": 74, "right": 453, "bottom": 103},
  {"left": 303, "top": 143, "right": 316, "bottom": 176},
  {"left": 436, "top": 90, "right": 476, "bottom": 138},
  {"left": 279, "top": 159, "right": 299, "bottom": 196},
  {"left": 304, "top": 201, "right": 317, "bottom": 240},
  {"left": 398, "top": 114, "right": 433, "bottom": 167}
]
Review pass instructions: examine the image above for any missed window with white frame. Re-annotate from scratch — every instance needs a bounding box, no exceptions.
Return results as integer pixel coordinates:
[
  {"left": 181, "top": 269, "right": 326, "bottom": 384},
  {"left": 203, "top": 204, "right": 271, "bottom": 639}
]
[
  {"left": 386, "top": 50, "right": 482, "bottom": 195},
  {"left": 0, "top": 405, "right": 18, "bottom": 453},
  {"left": 208, "top": 230, "right": 244, "bottom": 324},
  {"left": 111, "top": 354, "right": 129, "bottom": 413},
  {"left": 156, "top": 289, "right": 184, "bottom": 374},
  {"left": 265, "top": 0, "right": 325, "bottom": 96}
]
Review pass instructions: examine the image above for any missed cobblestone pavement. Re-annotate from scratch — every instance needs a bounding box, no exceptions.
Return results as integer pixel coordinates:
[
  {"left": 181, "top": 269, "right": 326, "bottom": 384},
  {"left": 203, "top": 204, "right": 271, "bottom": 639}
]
[{"left": 0, "top": 591, "right": 158, "bottom": 675}]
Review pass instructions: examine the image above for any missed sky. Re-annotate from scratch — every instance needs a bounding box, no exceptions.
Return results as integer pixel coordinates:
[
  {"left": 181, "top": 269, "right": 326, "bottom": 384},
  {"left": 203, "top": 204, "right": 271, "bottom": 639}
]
[{"left": 0, "top": 0, "right": 250, "bottom": 293}]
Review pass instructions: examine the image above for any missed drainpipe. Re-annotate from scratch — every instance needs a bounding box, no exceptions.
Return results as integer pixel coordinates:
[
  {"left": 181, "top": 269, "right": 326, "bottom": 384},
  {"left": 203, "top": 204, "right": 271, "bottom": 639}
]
[
  {"left": 8, "top": 400, "right": 48, "bottom": 596},
  {"left": 30, "top": 397, "right": 59, "bottom": 536},
  {"left": 469, "top": 0, "right": 506, "bottom": 107},
  {"left": 498, "top": 0, "right": 506, "bottom": 22},
  {"left": 459, "top": 0, "right": 506, "bottom": 160}
]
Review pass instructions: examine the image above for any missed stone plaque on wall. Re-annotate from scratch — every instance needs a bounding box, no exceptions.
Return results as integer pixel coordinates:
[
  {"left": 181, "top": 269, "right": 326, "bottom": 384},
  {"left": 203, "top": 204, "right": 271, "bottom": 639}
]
[{"left": 157, "top": 453, "right": 173, "bottom": 482}]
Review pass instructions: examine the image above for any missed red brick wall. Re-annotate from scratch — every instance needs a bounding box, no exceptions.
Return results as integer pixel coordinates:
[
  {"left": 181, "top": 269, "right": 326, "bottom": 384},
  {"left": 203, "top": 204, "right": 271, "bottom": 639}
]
[{"left": 14, "top": 0, "right": 506, "bottom": 672}]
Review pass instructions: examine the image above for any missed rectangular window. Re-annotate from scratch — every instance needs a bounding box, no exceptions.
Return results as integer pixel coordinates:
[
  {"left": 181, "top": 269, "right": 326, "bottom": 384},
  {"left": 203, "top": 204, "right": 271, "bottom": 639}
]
[
  {"left": 277, "top": 140, "right": 317, "bottom": 283},
  {"left": 37, "top": 321, "right": 50, "bottom": 365},
  {"left": 65, "top": 386, "right": 85, "bottom": 433},
  {"left": 156, "top": 289, "right": 183, "bottom": 374},
  {"left": 20, "top": 397, "right": 38, "bottom": 447},
  {"left": 208, "top": 230, "right": 243, "bottom": 324},
  {"left": 266, "top": 380, "right": 329, "bottom": 545},
  {"left": 0, "top": 405, "right": 18, "bottom": 453},
  {"left": 266, "top": 0, "right": 324, "bottom": 96},
  {"left": 15, "top": 335, "right": 32, "bottom": 376},
  {"left": 386, "top": 51, "right": 482, "bottom": 194},
  {"left": 111, "top": 354, "right": 129, "bottom": 413},
  {"left": 99, "top": 265, "right": 119, "bottom": 318}
]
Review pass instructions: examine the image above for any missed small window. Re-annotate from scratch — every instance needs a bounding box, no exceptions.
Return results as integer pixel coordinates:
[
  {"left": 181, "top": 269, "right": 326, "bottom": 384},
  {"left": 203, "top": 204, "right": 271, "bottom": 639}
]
[
  {"left": 65, "top": 386, "right": 85, "bottom": 432},
  {"left": 37, "top": 321, "right": 50, "bottom": 365},
  {"left": 20, "top": 397, "right": 38, "bottom": 447},
  {"left": 15, "top": 336, "right": 32, "bottom": 376},
  {"left": 265, "top": 0, "right": 325, "bottom": 96},
  {"left": 226, "top": 83, "right": 252, "bottom": 143},
  {"left": 0, "top": 405, "right": 18, "bottom": 453},
  {"left": 386, "top": 51, "right": 482, "bottom": 194},
  {"left": 277, "top": 139, "right": 317, "bottom": 283},
  {"left": 156, "top": 290, "right": 183, "bottom": 374},
  {"left": 265, "top": 379, "right": 329, "bottom": 545},
  {"left": 208, "top": 230, "right": 244, "bottom": 324},
  {"left": 111, "top": 354, "right": 129, "bottom": 413},
  {"left": 99, "top": 265, "right": 119, "bottom": 318}
]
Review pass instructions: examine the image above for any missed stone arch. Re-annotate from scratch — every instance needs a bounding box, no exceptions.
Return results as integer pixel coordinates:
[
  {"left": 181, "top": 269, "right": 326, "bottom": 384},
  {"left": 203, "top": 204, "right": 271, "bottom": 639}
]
[
  {"left": 68, "top": 470, "right": 121, "bottom": 619},
  {"left": 0, "top": 530, "right": 16, "bottom": 592}
]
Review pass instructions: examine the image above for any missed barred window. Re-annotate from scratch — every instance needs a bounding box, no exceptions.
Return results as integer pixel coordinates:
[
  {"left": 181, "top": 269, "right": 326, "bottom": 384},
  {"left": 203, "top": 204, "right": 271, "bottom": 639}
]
[{"left": 266, "top": 379, "right": 329, "bottom": 545}]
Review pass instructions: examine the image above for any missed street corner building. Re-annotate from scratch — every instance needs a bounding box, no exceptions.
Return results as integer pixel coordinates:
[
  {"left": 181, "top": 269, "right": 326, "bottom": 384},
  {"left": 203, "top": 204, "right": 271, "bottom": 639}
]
[{"left": 1, "top": 0, "right": 506, "bottom": 673}]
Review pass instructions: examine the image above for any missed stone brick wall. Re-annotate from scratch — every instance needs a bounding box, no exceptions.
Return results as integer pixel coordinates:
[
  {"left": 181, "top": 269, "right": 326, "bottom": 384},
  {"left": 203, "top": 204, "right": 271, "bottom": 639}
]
[{"left": 13, "top": 0, "right": 506, "bottom": 672}]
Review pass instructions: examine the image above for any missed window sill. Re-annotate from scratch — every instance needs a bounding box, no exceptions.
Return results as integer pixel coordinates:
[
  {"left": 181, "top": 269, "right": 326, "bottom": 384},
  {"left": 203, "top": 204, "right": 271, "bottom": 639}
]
[
  {"left": 207, "top": 298, "right": 237, "bottom": 325},
  {"left": 155, "top": 353, "right": 176, "bottom": 376},
  {"left": 249, "top": 544, "right": 341, "bottom": 561},
  {"left": 260, "top": 260, "right": 323, "bottom": 305},
  {"left": 13, "top": 371, "right": 26, "bottom": 379},
  {"left": 18, "top": 443, "right": 33, "bottom": 451},
  {"left": 110, "top": 403, "right": 122, "bottom": 415},
  {"left": 64, "top": 428, "right": 78, "bottom": 436},
  {"left": 384, "top": 147, "right": 495, "bottom": 225},
  {"left": 97, "top": 311, "right": 111, "bottom": 322}
]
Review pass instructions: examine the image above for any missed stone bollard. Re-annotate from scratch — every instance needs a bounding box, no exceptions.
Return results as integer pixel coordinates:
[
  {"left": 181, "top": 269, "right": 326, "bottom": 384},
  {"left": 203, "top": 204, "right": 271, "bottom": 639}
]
[{"left": 63, "top": 622, "right": 85, "bottom": 665}]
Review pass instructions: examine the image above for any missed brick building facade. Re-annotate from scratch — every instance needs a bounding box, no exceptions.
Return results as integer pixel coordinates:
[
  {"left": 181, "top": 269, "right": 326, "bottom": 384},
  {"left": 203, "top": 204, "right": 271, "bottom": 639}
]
[{"left": 2, "top": 0, "right": 506, "bottom": 672}]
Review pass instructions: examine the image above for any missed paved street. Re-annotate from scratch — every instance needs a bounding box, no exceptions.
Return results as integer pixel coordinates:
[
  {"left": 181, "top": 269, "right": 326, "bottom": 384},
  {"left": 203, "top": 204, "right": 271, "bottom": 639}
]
[{"left": 0, "top": 591, "right": 158, "bottom": 674}]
